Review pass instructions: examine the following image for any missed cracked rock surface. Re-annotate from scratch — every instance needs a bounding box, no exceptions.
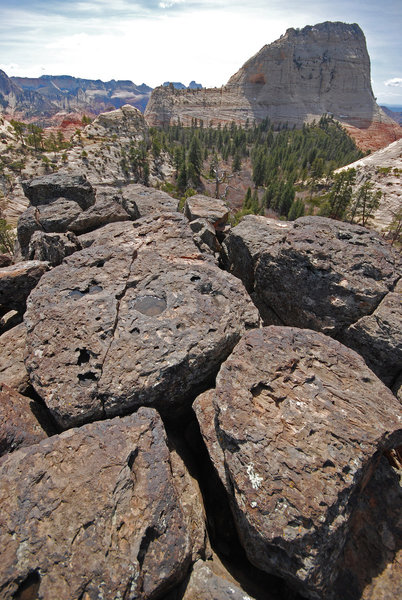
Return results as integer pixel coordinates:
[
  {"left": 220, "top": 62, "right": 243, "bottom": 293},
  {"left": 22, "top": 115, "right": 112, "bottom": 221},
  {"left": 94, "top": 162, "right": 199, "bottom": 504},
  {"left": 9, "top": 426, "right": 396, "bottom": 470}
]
[
  {"left": 0, "top": 260, "right": 49, "bottom": 315},
  {"left": 24, "top": 215, "right": 258, "bottom": 428},
  {"left": 223, "top": 215, "right": 401, "bottom": 385},
  {"left": 194, "top": 326, "right": 402, "bottom": 600},
  {"left": 0, "top": 408, "right": 194, "bottom": 600},
  {"left": 0, "top": 383, "right": 48, "bottom": 456}
]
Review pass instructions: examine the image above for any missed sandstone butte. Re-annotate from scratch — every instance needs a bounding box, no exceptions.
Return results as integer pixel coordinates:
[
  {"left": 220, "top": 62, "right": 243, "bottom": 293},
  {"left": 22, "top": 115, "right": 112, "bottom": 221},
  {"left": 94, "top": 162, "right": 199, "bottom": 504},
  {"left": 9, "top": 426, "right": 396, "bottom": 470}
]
[{"left": 144, "top": 21, "right": 401, "bottom": 151}]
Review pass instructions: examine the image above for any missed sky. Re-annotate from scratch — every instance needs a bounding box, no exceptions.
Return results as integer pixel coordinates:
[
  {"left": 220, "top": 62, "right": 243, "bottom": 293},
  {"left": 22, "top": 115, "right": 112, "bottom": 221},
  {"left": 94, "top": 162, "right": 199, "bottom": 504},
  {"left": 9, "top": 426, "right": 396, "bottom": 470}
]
[{"left": 0, "top": 0, "right": 401, "bottom": 105}]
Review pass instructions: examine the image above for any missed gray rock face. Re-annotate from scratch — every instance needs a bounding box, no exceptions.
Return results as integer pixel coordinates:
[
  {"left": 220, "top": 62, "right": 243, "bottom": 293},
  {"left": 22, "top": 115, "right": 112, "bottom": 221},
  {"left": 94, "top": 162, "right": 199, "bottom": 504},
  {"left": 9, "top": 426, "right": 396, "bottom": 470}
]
[
  {"left": 0, "top": 383, "right": 48, "bottom": 456},
  {"left": 17, "top": 201, "right": 82, "bottom": 257},
  {"left": 0, "top": 260, "right": 49, "bottom": 314},
  {"left": 28, "top": 231, "right": 82, "bottom": 266},
  {"left": 0, "top": 323, "right": 30, "bottom": 394},
  {"left": 69, "top": 193, "right": 130, "bottom": 234},
  {"left": 22, "top": 172, "right": 95, "bottom": 209},
  {"left": 340, "top": 279, "right": 402, "bottom": 386},
  {"left": 78, "top": 220, "right": 139, "bottom": 249},
  {"left": 189, "top": 218, "right": 221, "bottom": 256},
  {"left": 222, "top": 215, "right": 290, "bottom": 293},
  {"left": 332, "top": 454, "right": 402, "bottom": 600},
  {"left": 121, "top": 183, "right": 180, "bottom": 217},
  {"left": 184, "top": 195, "right": 229, "bottom": 231},
  {"left": 223, "top": 216, "right": 401, "bottom": 385},
  {"left": 24, "top": 216, "right": 258, "bottom": 428},
  {"left": 194, "top": 326, "right": 402, "bottom": 600},
  {"left": 0, "top": 409, "right": 194, "bottom": 600}
]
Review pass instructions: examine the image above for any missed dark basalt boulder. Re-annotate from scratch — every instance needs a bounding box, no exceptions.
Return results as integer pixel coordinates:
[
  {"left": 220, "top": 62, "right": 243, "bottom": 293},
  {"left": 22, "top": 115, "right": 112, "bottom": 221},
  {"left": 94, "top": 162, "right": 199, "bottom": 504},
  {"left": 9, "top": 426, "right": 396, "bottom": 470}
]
[
  {"left": 22, "top": 172, "right": 95, "bottom": 209},
  {"left": 0, "top": 260, "right": 49, "bottom": 315},
  {"left": 0, "top": 383, "right": 48, "bottom": 456},
  {"left": 121, "top": 183, "right": 180, "bottom": 217},
  {"left": 17, "top": 201, "right": 82, "bottom": 257},
  {"left": 0, "top": 254, "right": 12, "bottom": 268},
  {"left": 184, "top": 195, "right": 229, "bottom": 232},
  {"left": 0, "top": 409, "right": 195, "bottom": 599},
  {"left": 222, "top": 216, "right": 401, "bottom": 385},
  {"left": 69, "top": 192, "right": 130, "bottom": 234},
  {"left": 0, "top": 323, "right": 30, "bottom": 394},
  {"left": 24, "top": 216, "right": 258, "bottom": 428},
  {"left": 28, "top": 231, "right": 82, "bottom": 266},
  {"left": 340, "top": 278, "right": 402, "bottom": 387},
  {"left": 194, "top": 326, "right": 402, "bottom": 600}
]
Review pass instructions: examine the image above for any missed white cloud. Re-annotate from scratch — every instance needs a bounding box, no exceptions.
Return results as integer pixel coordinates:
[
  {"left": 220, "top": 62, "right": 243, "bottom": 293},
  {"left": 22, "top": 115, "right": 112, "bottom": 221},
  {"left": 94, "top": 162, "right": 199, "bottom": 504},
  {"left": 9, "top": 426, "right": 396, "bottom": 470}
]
[{"left": 384, "top": 78, "right": 402, "bottom": 87}]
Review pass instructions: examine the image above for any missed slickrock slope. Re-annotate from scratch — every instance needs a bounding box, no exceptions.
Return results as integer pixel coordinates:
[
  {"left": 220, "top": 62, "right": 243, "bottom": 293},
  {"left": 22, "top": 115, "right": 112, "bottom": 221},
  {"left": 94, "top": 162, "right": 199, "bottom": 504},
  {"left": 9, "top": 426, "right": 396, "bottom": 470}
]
[
  {"left": 145, "top": 22, "right": 400, "bottom": 149},
  {"left": 337, "top": 138, "right": 402, "bottom": 233}
]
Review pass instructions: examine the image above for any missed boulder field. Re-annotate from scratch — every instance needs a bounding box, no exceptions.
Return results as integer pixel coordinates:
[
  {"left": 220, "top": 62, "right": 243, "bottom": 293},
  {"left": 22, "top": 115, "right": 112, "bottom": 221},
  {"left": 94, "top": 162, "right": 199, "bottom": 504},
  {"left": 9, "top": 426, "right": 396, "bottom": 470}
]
[{"left": 0, "top": 172, "right": 401, "bottom": 600}]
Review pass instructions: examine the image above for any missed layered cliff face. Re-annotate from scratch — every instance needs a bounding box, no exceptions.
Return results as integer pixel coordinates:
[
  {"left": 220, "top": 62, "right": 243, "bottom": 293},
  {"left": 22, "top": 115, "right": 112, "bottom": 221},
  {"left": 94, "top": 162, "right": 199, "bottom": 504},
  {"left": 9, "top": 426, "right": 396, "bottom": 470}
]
[
  {"left": 145, "top": 22, "right": 400, "bottom": 147},
  {"left": 0, "top": 70, "right": 54, "bottom": 120}
]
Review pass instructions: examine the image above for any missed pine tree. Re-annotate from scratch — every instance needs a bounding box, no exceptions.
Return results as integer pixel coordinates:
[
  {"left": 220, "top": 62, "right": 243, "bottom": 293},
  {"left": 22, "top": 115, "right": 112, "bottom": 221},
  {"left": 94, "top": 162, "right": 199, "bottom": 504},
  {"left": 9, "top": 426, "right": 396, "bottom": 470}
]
[{"left": 348, "top": 181, "right": 381, "bottom": 227}]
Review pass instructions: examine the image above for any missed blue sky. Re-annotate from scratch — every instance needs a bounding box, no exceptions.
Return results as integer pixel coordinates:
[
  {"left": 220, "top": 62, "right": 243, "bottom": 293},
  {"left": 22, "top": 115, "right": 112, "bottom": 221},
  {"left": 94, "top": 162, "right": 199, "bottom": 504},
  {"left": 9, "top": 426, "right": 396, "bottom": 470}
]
[{"left": 0, "top": 0, "right": 401, "bottom": 104}]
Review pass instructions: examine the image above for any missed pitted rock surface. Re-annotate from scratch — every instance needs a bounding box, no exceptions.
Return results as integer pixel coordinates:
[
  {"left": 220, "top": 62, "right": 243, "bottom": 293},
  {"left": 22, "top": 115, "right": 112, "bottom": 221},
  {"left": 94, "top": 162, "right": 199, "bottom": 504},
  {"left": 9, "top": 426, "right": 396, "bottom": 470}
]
[
  {"left": 22, "top": 172, "right": 95, "bottom": 209},
  {"left": 184, "top": 195, "right": 229, "bottom": 231},
  {"left": 28, "top": 231, "right": 81, "bottom": 266},
  {"left": 194, "top": 326, "right": 402, "bottom": 600},
  {"left": 0, "top": 323, "right": 30, "bottom": 394},
  {"left": 0, "top": 384, "right": 48, "bottom": 456},
  {"left": 223, "top": 216, "right": 401, "bottom": 383},
  {"left": 340, "top": 278, "right": 402, "bottom": 387},
  {"left": 24, "top": 216, "right": 258, "bottom": 428},
  {"left": 0, "top": 260, "right": 49, "bottom": 314},
  {"left": 254, "top": 217, "right": 399, "bottom": 335},
  {"left": 0, "top": 408, "right": 192, "bottom": 599},
  {"left": 121, "top": 183, "right": 180, "bottom": 217},
  {"left": 222, "top": 215, "right": 291, "bottom": 293},
  {"left": 69, "top": 193, "right": 130, "bottom": 234}
]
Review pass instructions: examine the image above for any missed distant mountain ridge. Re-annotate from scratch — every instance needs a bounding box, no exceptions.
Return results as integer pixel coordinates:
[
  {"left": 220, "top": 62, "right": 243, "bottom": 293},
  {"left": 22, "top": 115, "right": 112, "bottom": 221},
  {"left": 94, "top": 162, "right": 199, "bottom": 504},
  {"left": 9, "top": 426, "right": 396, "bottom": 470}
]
[{"left": 0, "top": 71, "right": 153, "bottom": 124}]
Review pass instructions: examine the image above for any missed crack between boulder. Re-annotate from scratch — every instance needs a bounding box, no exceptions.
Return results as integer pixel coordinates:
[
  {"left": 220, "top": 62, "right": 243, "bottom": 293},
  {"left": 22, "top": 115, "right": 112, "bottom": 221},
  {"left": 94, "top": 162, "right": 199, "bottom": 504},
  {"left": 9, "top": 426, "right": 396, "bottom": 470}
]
[
  {"left": 335, "top": 278, "right": 399, "bottom": 339},
  {"left": 97, "top": 248, "right": 138, "bottom": 416}
]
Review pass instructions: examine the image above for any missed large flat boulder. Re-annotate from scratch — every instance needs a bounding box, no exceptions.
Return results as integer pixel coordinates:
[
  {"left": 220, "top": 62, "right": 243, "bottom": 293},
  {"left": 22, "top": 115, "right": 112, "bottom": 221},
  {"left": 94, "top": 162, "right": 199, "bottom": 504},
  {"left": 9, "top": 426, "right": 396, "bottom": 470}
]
[
  {"left": 222, "top": 216, "right": 401, "bottom": 385},
  {"left": 24, "top": 216, "right": 258, "bottom": 428},
  {"left": 22, "top": 173, "right": 95, "bottom": 209},
  {"left": 194, "top": 326, "right": 402, "bottom": 600},
  {"left": 184, "top": 195, "right": 229, "bottom": 231},
  {"left": 69, "top": 193, "right": 130, "bottom": 234},
  {"left": 121, "top": 183, "right": 180, "bottom": 217},
  {"left": 0, "top": 408, "right": 193, "bottom": 599}
]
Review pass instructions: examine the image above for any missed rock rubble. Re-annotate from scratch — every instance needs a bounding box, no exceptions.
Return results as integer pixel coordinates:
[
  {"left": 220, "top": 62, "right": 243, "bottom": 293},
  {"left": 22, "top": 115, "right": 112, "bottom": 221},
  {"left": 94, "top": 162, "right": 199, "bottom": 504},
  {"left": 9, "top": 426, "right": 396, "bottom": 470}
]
[{"left": 0, "top": 171, "right": 400, "bottom": 600}]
